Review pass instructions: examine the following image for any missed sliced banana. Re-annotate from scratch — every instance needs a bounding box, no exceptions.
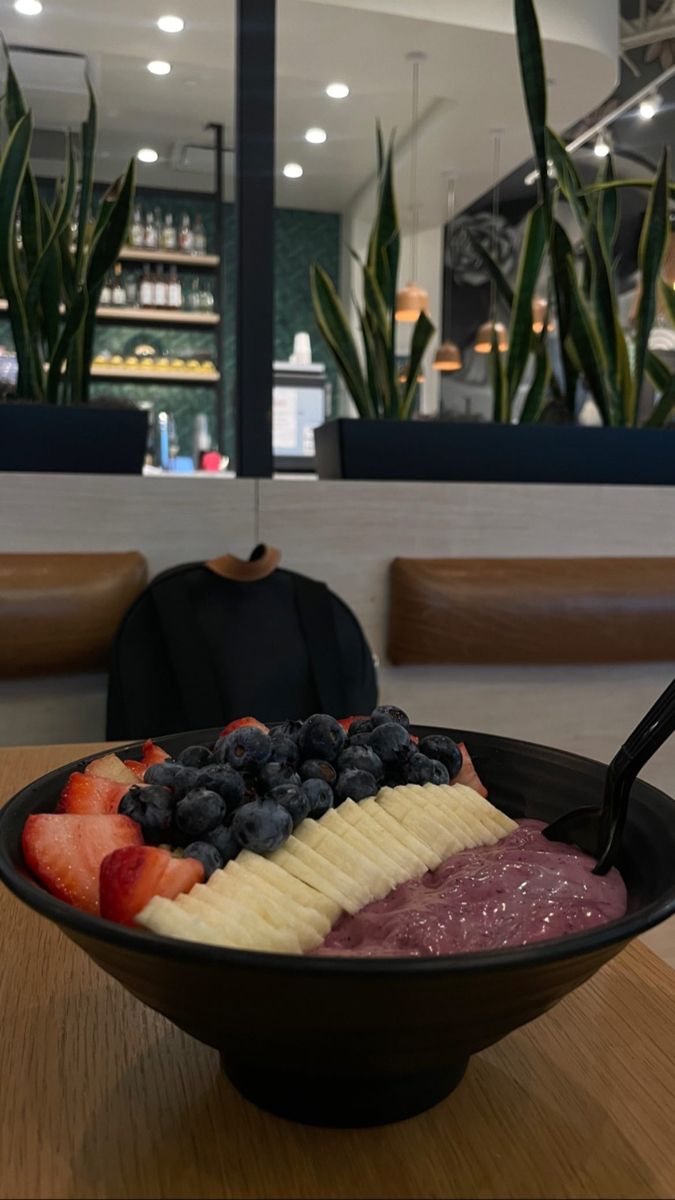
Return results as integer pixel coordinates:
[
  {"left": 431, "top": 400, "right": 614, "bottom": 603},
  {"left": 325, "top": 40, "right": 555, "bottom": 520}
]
[
  {"left": 359, "top": 797, "right": 442, "bottom": 870},
  {"left": 340, "top": 798, "right": 428, "bottom": 876},
  {"left": 236, "top": 849, "right": 339, "bottom": 926},
  {"left": 403, "top": 784, "right": 484, "bottom": 849},
  {"left": 294, "top": 819, "right": 391, "bottom": 900},
  {"left": 137, "top": 895, "right": 237, "bottom": 947},
  {"left": 270, "top": 838, "right": 362, "bottom": 913},
  {"left": 320, "top": 808, "right": 409, "bottom": 887},
  {"left": 174, "top": 892, "right": 259, "bottom": 949},
  {"left": 182, "top": 885, "right": 303, "bottom": 953},
  {"left": 222, "top": 856, "right": 331, "bottom": 937},
  {"left": 377, "top": 787, "right": 464, "bottom": 859},
  {"left": 208, "top": 866, "right": 322, "bottom": 951},
  {"left": 447, "top": 783, "right": 518, "bottom": 836}
]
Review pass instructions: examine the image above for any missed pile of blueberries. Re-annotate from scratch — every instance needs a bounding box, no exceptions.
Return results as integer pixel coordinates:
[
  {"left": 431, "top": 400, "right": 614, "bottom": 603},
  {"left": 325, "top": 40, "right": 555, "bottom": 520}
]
[{"left": 119, "top": 706, "right": 463, "bottom": 880}]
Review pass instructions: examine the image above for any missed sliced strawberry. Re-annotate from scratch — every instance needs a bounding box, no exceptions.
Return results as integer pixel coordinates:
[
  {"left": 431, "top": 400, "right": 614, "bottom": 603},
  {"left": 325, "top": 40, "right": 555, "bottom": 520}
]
[
  {"left": 456, "top": 742, "right": 488, "bottom": 797},
  {"left": 141, "top": 739, "right": 170, "bottom": 767},
  {"left": 85, "top": 753, "right": 139, "bottom": 786},
  {"left": 219, "top": 716, "right": 269, "bottom": 737},
  {"left": 22, "top": 814, "right": 142, "bottom": 915},
  {"left": 337, "top": 715, "right": 369, "bottom": 733},
  {"left": 409, "top": 733, "right": 420, "bottom": 745},
  {"left": 57, "top": 771, "right": 128, "bottom": 815},
  {"left": 100, "top": 845, "right": 204, "bottom": 926},
  {"left": 123, "top": 759, "right": 147, "bottom": 781}
]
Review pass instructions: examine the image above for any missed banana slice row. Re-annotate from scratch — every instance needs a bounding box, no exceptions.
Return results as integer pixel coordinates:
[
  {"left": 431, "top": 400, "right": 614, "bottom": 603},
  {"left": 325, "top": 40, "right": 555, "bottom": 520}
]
[{"left": 137, "top": 783, "right": 517, "bottom": 952}]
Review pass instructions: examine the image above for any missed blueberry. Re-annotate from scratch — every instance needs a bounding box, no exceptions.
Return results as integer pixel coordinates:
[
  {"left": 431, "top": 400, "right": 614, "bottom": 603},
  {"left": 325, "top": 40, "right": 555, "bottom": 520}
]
[
  {"left": 429, "top": 759, "right": 450, "bottom": 785},
  {"left": 334, "top": 768, "right": 377, "bottom": 805},
  {"left": 143, "top": 761, "right": 184, "bottom": 788},
  {"left": 403, "top": 752, "right": 438, "bottom": 785},
  {"left": 338, "top": 745, "right": 384, "bottom": 783},
  {"left": 183, "top": 841, "right": 223, "bottom": 880},
  {"left": 167, "top": 765, "right": 201, "bottom": 798},
  {"left": 175, "top": 788, "right": 227, "bottom": 839},
  {"left": 272, "top": 718, "right": 303, "bottom": 742},
  {"left": 266, "top": 783, "right": 310, "bottom": 826},
  {"left": 418, "top": 735, "right": 463, "bottom": 782},
  {"left": 298, "top": 714, "right": 347, "bottom": 763},
  {"left": 301, "top": 777, "right": 334, "bottom": 819},
  {"left": 346, "top": 731, "right": 373, "bottom": 748},
  {"left": 369, "top": 721, "right": 412, "bottom": 766},
  {"left": 299, "top": 759, "right": 337, "bottom": 786},
  {"left": 258, "top": 762, "right": 301, "bottom": 792},
  {"left": 268, "top": 735, "right": 300, "bottom": 767},
  {"left": 205, "top": 823, "right": 240, "bottom": 864},
  {"left": 177, "top": 745, "right": 213, "bottom": 769},
  {"left": 220, "top": 726, "right": 273, "bottom": 772},
  {"left": 348, "top": 718, "right": 373, "bottom": 737},
  {"left": 232, "top": 799, "right": 293, "bottom": 854},
  {"left": 194, "top": 763, "right": 246, "bottom": 810},
  {"left": 371, "top": 705, "right": 410, "bottom": 728},
  {"left": 119, "top": 785, "right": 174, "bottom": 844}
]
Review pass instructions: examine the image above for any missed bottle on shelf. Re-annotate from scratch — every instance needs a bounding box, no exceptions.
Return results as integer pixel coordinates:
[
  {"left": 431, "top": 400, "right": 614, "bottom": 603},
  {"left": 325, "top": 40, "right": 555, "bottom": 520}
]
[
  {"left": 179, "top": 213, "right": 194, "bottom": 255},
  {"left": 139, "top": 263, "right": 155, "bottom": 307},
  {"left": 200, "top": 280, "right": 215, "bottom": 311},
  {"left": 193, "top": 413, "right": 212, "bottom": 469},
  {"left": 125, "top": 271, "right": 138, "bottom": 308},
  {"left": 112, "top": 262, "right": 127, "bottom": 306},
  {"left": 193, "top": 213, "right": 207, "bottom": 254},
  {"left": 144, "top": 210, "right": 158, "bottom": 250},
  {"left": 130, "top": 206, "right": 145, "bottom": 248},
  {"left": 188, "top": 275, "right": 201, "bottom": 311},
  {"left": 168, "top": 264, "right": 182, "bottom": 309},
  {"left": 155, "top": 263, "right": 168, "bottom": 308},
  {"left": 100, "top": 271, "right": 113, "bottom": 306},
  {"left": 161, "top": 211, "right": 177, "bottom": 251}
]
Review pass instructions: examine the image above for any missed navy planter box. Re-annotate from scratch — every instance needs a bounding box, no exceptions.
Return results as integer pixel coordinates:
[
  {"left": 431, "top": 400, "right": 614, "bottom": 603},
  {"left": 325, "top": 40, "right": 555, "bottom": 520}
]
[
  {"left": 0, "top": 403, "right": 149, "bottom": 475},
  {"left": 314, "top": 419, "right": 675, "bottom": 484}
]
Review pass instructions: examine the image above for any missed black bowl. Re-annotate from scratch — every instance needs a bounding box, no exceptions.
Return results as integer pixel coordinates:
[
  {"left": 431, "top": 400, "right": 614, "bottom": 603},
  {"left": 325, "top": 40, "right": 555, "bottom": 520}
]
[{"left": 1, "top": 726, "right": 674, "bottom": 1128}]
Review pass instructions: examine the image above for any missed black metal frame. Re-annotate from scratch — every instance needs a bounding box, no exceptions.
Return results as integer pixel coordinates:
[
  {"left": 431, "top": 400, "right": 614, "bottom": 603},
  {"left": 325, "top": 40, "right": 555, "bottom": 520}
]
[
  {"left": 207, "top": 122, "right": 226, "bottom": 453},
  {"left": 235, "top": 0, "right": 276, "bottom": 477}
]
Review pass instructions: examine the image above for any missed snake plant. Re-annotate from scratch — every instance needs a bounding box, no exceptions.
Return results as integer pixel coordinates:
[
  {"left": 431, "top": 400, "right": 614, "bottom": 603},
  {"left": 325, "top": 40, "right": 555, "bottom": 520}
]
[
  {"left": 0, "top": 40, "right": 136, "bottom": 404},
  {"left": 475, "top": 0, "right": 675, "bottom": 428},
  {"left": 311, "top": 126, "right": 434, "bottom": 419}
]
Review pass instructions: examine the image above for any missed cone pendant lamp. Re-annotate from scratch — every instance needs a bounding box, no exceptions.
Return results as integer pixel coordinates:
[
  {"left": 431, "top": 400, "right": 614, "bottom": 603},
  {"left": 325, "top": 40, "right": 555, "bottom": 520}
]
[
  {"left": 396, "top": 53, "right": 429, "bottom": 322},
  {"left": 473, "top": 130, "right": 509, "bottom": 354},
  {"left": 433, "top": 174, "right": 462, "bottom": 371}
]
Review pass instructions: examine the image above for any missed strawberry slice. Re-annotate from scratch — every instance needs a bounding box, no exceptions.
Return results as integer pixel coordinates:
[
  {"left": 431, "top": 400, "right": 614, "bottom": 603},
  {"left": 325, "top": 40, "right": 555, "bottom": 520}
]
[
  {"left": 100, "top": 845, "right": 204, "bottom": 926},
  {"left": 141, "top": 739, "right": 170, "bottom": 767},
  {"left": 22, "top": 814, "right": 142, "bottom": 915},
  {"left": 123, "top": 759, "right": 147, "bottom": 781},
  {"left": 85, "top": 753, "right": 139, "bottom": 786},
  {"left": 456, "top": 743, "right": 488, "bottom": 798},
  {"left": 219, "top": 716, "right": 269, "bottom": 737},
  {"left": 57, "top": 771, "right": 129, "bottom": 815}
]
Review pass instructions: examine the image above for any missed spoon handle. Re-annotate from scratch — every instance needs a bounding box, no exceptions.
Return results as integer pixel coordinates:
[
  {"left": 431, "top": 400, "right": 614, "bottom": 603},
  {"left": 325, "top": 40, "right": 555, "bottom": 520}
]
[{"left": 594, "top": 677, "right": 675, "bottom": 874}]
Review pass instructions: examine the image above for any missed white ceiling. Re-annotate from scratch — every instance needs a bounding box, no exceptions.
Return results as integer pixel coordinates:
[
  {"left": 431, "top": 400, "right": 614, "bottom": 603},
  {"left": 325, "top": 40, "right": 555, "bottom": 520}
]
[{"left": 1, "top": 0, "right": 620, "bottom": 224}]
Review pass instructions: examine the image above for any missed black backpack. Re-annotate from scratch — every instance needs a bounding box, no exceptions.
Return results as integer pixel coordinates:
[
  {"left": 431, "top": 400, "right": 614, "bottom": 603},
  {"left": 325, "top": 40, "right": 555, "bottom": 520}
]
[{"left": 106, "top": 545, "right": 378, "bottom": 740}]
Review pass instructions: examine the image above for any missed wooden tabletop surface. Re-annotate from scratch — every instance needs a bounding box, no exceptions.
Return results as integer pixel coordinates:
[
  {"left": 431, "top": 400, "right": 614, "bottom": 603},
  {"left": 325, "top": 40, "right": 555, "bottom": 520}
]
[{"left": 1, "top": 743, "right": 675, "bottom": 1200}]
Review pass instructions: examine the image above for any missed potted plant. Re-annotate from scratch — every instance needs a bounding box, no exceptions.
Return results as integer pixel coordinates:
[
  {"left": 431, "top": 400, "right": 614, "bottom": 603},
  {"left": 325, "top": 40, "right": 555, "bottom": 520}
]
[
  {"left": 311, "top": 0, "right": 675, "bottom": 483},
  {"left": 0, "top": 42, "right": 147, "bottom": 474}
]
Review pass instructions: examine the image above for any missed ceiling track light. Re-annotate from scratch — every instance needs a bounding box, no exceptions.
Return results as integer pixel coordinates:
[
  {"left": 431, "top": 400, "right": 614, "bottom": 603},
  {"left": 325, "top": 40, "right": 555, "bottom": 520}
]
[
  {"left": 594, "top": 133, "right": 611, "bottom": 158},
  {"left": 639, "top": 92, "right": 662, "bottom": 120}
]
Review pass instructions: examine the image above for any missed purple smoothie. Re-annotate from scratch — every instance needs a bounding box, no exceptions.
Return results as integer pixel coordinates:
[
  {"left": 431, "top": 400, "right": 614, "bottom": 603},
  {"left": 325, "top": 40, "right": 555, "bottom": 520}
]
[{"left": 312, "top": 820, "right": 627, "bottom": 958}]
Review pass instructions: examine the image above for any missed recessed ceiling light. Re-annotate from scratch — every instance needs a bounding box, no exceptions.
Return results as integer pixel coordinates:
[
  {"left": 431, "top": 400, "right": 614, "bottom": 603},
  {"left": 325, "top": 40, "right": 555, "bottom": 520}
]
[
  {"left": 283, "top": 162, "right": 303, "bottom": 179},
  {"left": 147, "top": 60, "right": 171, "bottom": 76},
  {"left": 157, "top": 14, "right": 184, "bottom": 33},
  {"left": 137, "top": 147, "right": 159, "bottom": 163},
  {"left": 305, "top": 127, "right": 327, "bottom": 144},
  {"left": 326, "top": 82, "right": 349, "bottom": 100},
  {"left": 14, "top": 0, "right": 43, "bottom": 14}
]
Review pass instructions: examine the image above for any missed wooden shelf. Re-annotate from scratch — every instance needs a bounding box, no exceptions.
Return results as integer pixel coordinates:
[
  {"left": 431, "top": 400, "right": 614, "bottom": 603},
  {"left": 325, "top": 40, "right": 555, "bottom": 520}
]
[
  {"left": 92, "top": 365, "right": 220, "bottom": 384},
  {"left": 96, "top": 305, "right": 219, "bottom": 325},
  {"left": 119, "top": 248, "right": 219, "bottom": 268}
]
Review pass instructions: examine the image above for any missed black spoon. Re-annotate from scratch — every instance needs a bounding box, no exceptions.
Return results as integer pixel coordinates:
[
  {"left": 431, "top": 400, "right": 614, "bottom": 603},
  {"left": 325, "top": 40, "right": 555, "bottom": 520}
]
[{"left": 543, "top": 677, "right": 675, "bottom": 876}]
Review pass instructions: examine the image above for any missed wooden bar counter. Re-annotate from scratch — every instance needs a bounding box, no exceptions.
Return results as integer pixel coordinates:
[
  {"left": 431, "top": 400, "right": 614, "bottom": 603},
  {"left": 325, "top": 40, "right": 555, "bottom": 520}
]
[{"left": 1, "top": 744, "right": 674, "bottom": 1200}]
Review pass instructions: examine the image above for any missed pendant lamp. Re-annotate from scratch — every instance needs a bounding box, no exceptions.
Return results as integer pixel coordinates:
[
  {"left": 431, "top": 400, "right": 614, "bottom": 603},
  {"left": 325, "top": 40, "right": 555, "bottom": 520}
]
[
  {"left": 396, "top": 53, "right": 430, "bottom": 323},
  {"left": 433, "top": 174, "right": 463, "bottom": 371},
  {"left": 474, "top": 131, "right": 509, "bottom": 354},
  {"left": 532, "top": 296, "right": 555, "bottom": 335}
]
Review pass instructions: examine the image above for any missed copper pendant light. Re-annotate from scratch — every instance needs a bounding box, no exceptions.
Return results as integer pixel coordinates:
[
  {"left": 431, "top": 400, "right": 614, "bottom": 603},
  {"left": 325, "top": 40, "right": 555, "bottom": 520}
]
[
  {"left": 395, "top": 53, "right": 430, "bottom": 323},
  {"left": 473, "top": 131, "right": 509, "bottom": 355},
  {"left": 531, "top": 296, "right": 555, "bottom": 334},
  {"left": 433, "top": 174, "right": 462, "bottom": 371}
]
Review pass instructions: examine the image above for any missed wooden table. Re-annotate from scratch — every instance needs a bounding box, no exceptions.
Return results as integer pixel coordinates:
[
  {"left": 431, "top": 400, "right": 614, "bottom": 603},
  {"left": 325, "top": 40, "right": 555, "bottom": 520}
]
[{"left": 2, "top": 744, "right": 675, "bottom": 1200}]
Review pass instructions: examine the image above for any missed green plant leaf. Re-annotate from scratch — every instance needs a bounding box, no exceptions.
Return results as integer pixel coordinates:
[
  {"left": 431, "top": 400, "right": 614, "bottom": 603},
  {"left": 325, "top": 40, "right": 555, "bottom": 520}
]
[
  {"left": 514, "top": 0, "right": 551, "bottom": 228},
  {"left": 646, "top": 349, "right": 671, "bottom": 393},
  {"left": 85, "top": 160, "right": 136, "bottom": 293},
  {"left": 0, "top": 111, "right": 43, "bottom": 400},
  {"left": 506, "top": 203, "right": 546, "bottom": 401},
  {"left": 660, "top": 279, "right": 675, "bottom": 328},
  {"left": 489, "top": 329, "right": 509, "bottom": 423},
  {"left": 520, "top": 332, "right": 551, "bottom": 422},
  {"left": 367, "top": 128, "right": 400, "bottom": 326},
  {"left": 632, "top": 149, "right": 669, "bottom": 425},
  {"left": 563, "top": 258, "right": 613, "bottom": 424},
  {"left": 644, "top": 355, "right": 675, "bottom": 427},
  {"left": 597, "top": 154, "right": 619, "bottom": 259},
  {"left": 582, "top": 179, "right": 675, "bottom": 197},
  {"left": 25, "top": 134, "right": 76, "bottom": 351},
  {"left": 46, "top": 286, "right": 88, "bottom": 405},
  {"left": 75, "top": 75, "right": 98, "bottom": 284},
  {"left": 468, "top": 233, "right": 515, "bottom": 307},
  {"left": 358, "top": 308, "right": 384, "bottom": 418},
  {"left": 400, "top": 310, "right": 435, "bottom": 420},
  {"left": 310, "top": 262, "right": 372, "bottom": 417},
  {"left": 546, "top": 127, "right": 590, "bottom": 227}
]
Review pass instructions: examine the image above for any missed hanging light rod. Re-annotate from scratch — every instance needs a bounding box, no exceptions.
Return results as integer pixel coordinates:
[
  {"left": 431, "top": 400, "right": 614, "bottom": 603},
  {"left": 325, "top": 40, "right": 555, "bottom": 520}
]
[{"left": 523, "top": 61, "right": 675, "bottom": 187}]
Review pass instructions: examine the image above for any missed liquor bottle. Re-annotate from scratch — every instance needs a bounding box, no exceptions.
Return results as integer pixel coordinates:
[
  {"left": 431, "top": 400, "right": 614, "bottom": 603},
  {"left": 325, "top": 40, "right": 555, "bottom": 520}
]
[
  {"left": 200, "top": 281, "right": 215, "bottom": 312},
  {"left": 155, "top": 264, "right": 168, "bottom": 308},
  {"left": 192, "top": 413, "right": 212, "bottom": 468},
  {"left": 130, "top": 206, "right": 145, "bottom": 248},
  {"left": 112, "top": 262, "right": 127, "bottom": 306},
  {"left": 139, "top": 264, "right": 155, "bottom": 307},
  {"left": 144, "top": 210, "right": 158, "bottom": 249},
  {"left": 188, "top": 276, "right": 201, "bottom": 311},
  {"left": 125, "top": 271, "right": 138, "bottom": 308},
  {"left": 100, "top": 271, "right": 113, "bottom": 306},
  {"left": 179, "top": 213, "right": 194, "bottom": 254},
  {"left": 161, "top": 212, "right": 177, "bottom": 251},
  {"left": 193, "top": 213, "right": 207, "bottom": 254},
  {"left": 168, "top": 264, "right": 182, "bottom": 309}
]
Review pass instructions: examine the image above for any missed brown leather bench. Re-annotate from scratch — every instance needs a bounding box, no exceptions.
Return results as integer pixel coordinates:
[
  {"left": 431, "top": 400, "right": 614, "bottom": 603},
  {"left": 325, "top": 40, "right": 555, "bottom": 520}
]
[
  {"left": 0, "top": 552, "right": 148, "bottom": 679},
  {"left": 388, "top": 557, "right": 675, "bottom": 666}
]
